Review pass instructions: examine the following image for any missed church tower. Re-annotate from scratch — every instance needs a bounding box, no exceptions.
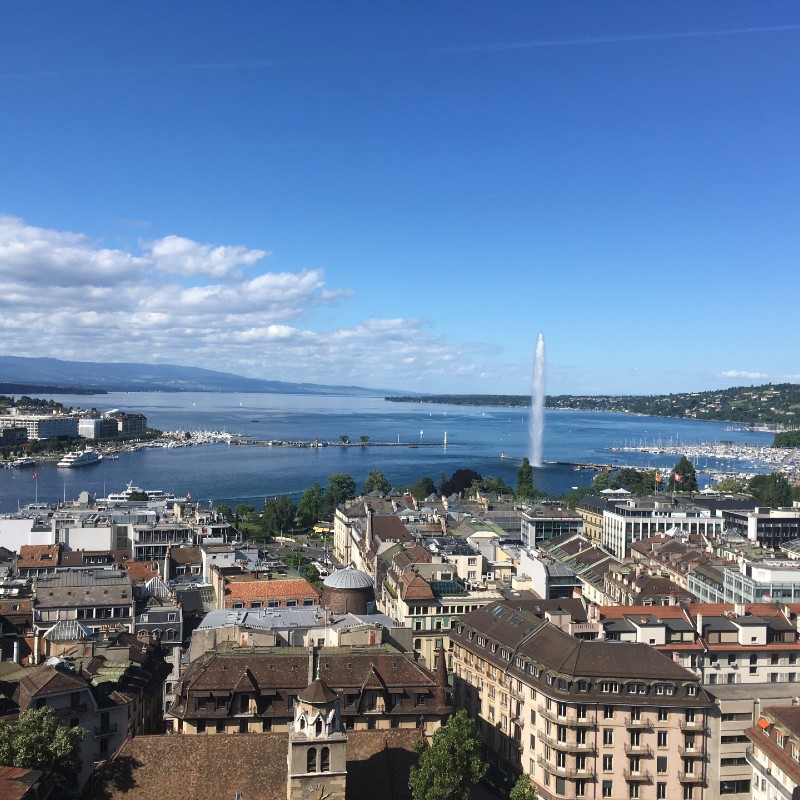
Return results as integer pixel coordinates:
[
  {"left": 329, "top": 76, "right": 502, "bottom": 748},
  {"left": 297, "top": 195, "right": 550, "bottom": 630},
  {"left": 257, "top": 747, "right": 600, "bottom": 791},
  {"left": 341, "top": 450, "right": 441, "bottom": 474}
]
[{"left": 287, "top": 676, "right": 347, "bottom": 800}]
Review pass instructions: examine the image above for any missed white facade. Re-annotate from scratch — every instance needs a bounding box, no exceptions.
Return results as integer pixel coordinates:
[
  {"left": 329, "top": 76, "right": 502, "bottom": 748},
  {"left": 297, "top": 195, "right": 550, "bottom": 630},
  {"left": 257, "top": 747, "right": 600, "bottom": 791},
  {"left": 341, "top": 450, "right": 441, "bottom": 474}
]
[{"left": 0, "top": 414, "right": 78, "bottom": 440}]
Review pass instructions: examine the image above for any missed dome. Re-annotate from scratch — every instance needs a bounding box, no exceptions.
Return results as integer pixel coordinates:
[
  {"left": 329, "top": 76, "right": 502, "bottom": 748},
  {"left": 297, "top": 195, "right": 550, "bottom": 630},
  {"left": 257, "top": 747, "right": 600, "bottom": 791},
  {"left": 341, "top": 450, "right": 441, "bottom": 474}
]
[{"left": 323, "top": 565, "right": 374, "bottom": 590}]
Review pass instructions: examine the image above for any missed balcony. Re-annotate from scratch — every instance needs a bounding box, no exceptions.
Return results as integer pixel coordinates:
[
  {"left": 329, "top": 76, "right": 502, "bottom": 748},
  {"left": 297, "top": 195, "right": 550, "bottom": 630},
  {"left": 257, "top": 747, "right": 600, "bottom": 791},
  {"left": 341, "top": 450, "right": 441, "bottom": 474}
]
[
  {"left": 538, "top": 732, "right": 597, "bottom": 754},
  {"left": 537, "top": 704, "right": 596, "bottom": 727},
  {"left": 623, "top": 769, "right": 653, "bottom": 783},
  {"left": 536, "top": 757, "right": 595, "bottom": 779},
  {"left": 624, "top": 716, "right": 653, "bottom": 729},
  {"left": 624, "top": 743, "right": 653, "bottom": 757},
  {"left": 679, "top": 718, "right": 707, "bottom": 732},
  {"left": 56, "top": 703, "right": 87, "bottom": 717},
  {"left": 678, "top": 771, "right": 705, "bottom": 784},
  {"left": 94, "top": 723, "right": 119, "bottom": 738},
  {"left": 678, "top": 745, "right": 705, "bottom": 758}
]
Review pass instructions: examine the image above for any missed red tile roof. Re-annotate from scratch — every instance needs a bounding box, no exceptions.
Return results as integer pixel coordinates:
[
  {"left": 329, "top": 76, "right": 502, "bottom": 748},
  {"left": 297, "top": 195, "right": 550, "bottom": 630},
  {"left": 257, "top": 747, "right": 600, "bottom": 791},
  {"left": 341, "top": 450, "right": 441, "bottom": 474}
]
[
  {"left": 17, "top": 544, "right": 60, "bottom": 569},
  {"left": 224, "top": 579, "right": 319, "bottom": 607}
]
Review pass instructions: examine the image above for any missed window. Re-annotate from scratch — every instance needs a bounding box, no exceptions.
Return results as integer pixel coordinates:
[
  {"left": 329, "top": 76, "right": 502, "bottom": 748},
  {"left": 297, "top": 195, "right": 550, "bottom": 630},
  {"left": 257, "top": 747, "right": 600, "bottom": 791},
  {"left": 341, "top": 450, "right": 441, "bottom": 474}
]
[
  {"left": 307, "top": 748, "right": 317, "bottom": 773},
  {"left": 657, "top": 756, "right": 667, "bottom": 774},
  {"left": 657, "top": 731, "right": 667, "bottom": 748},
  {"left": 602, "top": 781, "right": 612, "bottom": 798},
  {"left": 777, "top": 731, "right": 785, "bottom": 748},
  {"left": 657, "top": 782, "right": 667, "bottom": 799},
  {"left": 604, "top": 705, "right": 614, "bottom": 719},
  {"left": 658, "top": 708, "right": 668, "bottom": 722},
  {"left": 603, "top": 729, "right": 613, "bottom": 746},
  {"left": 603, "top": 755, "right": 613, "bottom": 771},
  {"left": 320, "top": 747, "right": 330, "bottom": 772},
  {"left": 629, "top": 784, "right": 639, "bottom": 799}
]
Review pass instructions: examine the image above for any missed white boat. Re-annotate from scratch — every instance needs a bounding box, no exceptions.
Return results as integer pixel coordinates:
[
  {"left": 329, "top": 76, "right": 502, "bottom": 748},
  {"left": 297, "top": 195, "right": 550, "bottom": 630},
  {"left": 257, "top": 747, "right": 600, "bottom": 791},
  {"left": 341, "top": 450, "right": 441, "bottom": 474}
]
[
  {"left": 10, "top": 457, "right": 37, "bottom": 468},
  {"left": 103, "top": 481, "right": 185, "bottom": 504},
  {"left": 57, "top": 449, "right": 103, "bottom": 468}
]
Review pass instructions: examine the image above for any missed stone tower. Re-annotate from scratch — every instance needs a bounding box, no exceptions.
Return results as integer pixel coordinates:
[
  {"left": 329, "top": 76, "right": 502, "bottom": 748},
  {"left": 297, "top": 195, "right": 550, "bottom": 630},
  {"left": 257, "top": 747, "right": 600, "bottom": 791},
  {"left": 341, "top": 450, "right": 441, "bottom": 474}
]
[{"left": 287, "top": 677, "right": 347, "bottom": 800}]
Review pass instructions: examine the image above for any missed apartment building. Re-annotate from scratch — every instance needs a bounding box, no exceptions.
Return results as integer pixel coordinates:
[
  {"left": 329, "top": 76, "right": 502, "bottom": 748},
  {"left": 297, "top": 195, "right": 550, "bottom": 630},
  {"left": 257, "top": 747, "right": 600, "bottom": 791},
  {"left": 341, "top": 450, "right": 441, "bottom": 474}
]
[
  {"left": 745, "top": 704, "right": 800, "bottom": 800},
  {"left": 166, "top": 642, "right": 450, "bottom": 736},
  {"left": 451, "top": 601, "right": 711, "bottom": 799},
  {"left": 519, "top": 505, "right": 584, "bottom": 547}
]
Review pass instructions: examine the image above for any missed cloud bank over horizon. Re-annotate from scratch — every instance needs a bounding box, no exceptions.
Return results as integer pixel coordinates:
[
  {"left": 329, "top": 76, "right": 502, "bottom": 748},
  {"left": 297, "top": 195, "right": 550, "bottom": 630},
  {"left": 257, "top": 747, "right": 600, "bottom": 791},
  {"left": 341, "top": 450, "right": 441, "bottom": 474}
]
[{"left": 0, "top": 215, "right": 521, "bottom": 392}]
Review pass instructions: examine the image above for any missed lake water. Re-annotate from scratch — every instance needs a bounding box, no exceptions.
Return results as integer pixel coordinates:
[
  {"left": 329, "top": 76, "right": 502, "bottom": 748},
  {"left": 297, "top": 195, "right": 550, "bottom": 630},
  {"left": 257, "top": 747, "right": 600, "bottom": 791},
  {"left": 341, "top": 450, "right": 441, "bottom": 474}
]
[{"left": 0, "top": 392, "right": 775, "bottom": 513}]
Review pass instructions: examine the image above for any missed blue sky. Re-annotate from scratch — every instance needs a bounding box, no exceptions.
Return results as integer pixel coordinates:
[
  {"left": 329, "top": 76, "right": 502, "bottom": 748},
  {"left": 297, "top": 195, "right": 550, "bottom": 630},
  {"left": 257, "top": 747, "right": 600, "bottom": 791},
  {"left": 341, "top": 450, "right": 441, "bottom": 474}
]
[{"left": 1, "top": 3, "right": 798, "bottom": 395}]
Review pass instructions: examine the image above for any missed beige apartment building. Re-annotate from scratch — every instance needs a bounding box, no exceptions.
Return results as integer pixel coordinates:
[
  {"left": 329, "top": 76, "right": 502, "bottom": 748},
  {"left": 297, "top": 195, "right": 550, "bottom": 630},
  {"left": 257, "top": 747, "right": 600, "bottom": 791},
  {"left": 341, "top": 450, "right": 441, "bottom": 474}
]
[{"left": 451, "top": 601, "right": 711, "bottom": 800}]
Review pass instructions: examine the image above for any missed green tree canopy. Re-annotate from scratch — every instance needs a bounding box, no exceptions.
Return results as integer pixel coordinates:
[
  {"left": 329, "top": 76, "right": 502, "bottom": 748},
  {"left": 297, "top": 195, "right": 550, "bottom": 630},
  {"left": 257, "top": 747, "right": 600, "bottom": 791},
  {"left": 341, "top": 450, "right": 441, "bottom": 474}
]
[
  {"left": 408, "top": 710, "right": 488, "bottom": 800},
  {"left": 235, "top": 503, "right": 255, "bottom": 521},
  {"left": 749, "top": 473, "right": 793, "bottom": 507},
  {"left": 262, "top": 496, "right": 297, "bottom": 536},
  {"left": 324, "top": 473, "right": 357, "bottom": 516},
  {"left": 359, "top": 435, "right": 370, "bottom": 444},
  {"left": 713, "top": 477, "right": 748, "bottom": 494},
  {"left": 467, "top": 476, "right": 512, "bottom": 498},
  {"left": 509, "top": 773, "right": 538, "bottom": 800},
  {"left": 516, "top": 457, "right": 536, "bottom": 500},
  {"left": 668, "top": 455, "right": 698, "bottom": 492},
  {"left": 439, "top": 469, "right": 482, "bottom": 497},
  {"left": 297, "top": 482, "right": 325, "bottom": 530},
  {"left": 409, "top": 476, "right": 436, "bottom": 500},
  {"left": 363, "top": 470, "right": 391, "bottom": 495},
  {"left": 216, "top": 504, "right": 232, "bottom": 520},
  {"left": 774, "top": 430, "right": 800, "bottom": 448},
  {"left": 0, "top": 706, "right": 85, "bottom": 791},
  {"left": 339, "top": 434, "right": 350, "bottom": 444}
]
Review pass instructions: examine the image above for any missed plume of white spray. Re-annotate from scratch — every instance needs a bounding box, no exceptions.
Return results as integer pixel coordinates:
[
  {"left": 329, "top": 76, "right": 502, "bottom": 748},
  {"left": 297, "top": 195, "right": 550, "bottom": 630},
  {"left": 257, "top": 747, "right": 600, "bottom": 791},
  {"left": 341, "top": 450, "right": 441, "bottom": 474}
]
[{"left": 529, "top": 333, "right": 546, "bottom": 467}]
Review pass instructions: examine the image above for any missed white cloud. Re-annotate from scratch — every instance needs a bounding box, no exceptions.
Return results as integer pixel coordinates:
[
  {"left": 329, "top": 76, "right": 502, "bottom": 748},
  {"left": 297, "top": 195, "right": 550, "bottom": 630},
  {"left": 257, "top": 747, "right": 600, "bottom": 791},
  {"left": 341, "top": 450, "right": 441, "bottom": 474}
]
[
  {"left": 146, "top": 234, "right": 269, "bottom": 279},
  {"left": 0, "top": 215, "right": 521, "bottom": 392},
  {"left": 720, "top": 370, "right": 769, "bottom": 380}
]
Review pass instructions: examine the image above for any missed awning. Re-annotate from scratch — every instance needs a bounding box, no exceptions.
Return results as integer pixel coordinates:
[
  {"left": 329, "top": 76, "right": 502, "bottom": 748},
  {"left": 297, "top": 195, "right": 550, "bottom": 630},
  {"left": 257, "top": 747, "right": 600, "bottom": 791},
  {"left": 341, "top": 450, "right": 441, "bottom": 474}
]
[{"left": 757, "top": 717, "right": 770, "bottom": 729}]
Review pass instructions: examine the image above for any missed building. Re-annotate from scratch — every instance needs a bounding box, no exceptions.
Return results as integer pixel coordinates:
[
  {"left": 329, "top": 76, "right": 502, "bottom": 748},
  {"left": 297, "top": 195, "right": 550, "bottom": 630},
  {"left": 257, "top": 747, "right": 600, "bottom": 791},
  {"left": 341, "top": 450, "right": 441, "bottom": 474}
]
[
  {"left": 0, "top": 414, "right": 78, "bottom": 440},
  {"left": 520, "top": 505, "right": 584, "bottom": 547},
  {"left": 689, "top": 558, "right": 800, "bottom": 606},
  {"left": 601, "top": 498, "right": 723, "bottom": 561},
  {"left": 723, "top": 508, "right": 800, "bottom": 549},
  {"left": 451, "top": 600, "right": 712, "bottom": 798},
  {"left": 166, "top": 642, "right": 451, "bottom": 736},
  {"left": 745, "top": 703, "right": 800, "bottom": 800},
  {"left": 31, "top": 569, "right": 134, "bottom": 645}
]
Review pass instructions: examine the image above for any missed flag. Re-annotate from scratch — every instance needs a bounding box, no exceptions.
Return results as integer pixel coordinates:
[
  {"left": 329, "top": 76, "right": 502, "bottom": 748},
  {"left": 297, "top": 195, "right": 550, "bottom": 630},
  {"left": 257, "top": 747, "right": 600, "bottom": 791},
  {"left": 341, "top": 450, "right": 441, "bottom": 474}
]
[
  {"left": 655, "top": 473, "right": 663, "bottom": 483},
  {"left": 673, "top": 473, "right": 682, "bottom": 483},
  {"left": 187, "top": 492, "right": 192, "bottom": 499},
  {"left": 31, "top": 472, "right": 37, "bottom": 480}
]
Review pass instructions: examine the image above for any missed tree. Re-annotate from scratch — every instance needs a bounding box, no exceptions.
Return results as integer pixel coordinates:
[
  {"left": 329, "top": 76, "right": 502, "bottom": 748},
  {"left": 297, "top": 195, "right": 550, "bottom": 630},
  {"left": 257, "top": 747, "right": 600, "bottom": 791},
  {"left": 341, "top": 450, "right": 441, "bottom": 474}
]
[
  {"left": 363, "top": 470, "right": 391, "bottom": 495},
  {"left": 516, "top": 457, "right": 535, "bottom": 500},
  {"left": 713, "top": 477, "right": 748, "bottom": 494},
  {"left": 668, "top": 455, "right": 698, "bottom": 492},
  {"left": 409, "top": 476, "right": 436, "bottom": 500},
  {"left": 467, "top": 476, "right": 512, "bottom": 498},
  {"left": 615, "top": 467, "right": 660, "bottom": 495},
  {"left": 127, "top": 490, "right": 148, "bottom": 501},
  {"left": 339, "top": 434, "right": 350, "bottom": 444},
  {"left": 235, "top": 503, "right": 255, "bottom": 522},
  {"left": 439, "top": 469, "right": 482, "bottom": 497},
  {"left": 359, "top": 435, "right": 370, "bottom": 445},
  {"left": 216, "top": 504, "right": 232, "bottom": 520},
  {"left": 297, "top": 482, "right": 325, "bottom": 530},
  {"left": 408, "top": 710, "right": 488, "bottom": 800},
  {"left": 749, "top": 473, "right": 792, "bottom": 507},
  {"left": 509, "top": 773, "right": 538, "bottom": 800},
  {"left": 0, "top": 706, "right": 85, "bottom": 791},
  {"left": 324, "top": 473, "right": 357, "bottom": 516},
  {"left": 262, "top": 496, "right": 297, "bottom": 536}
]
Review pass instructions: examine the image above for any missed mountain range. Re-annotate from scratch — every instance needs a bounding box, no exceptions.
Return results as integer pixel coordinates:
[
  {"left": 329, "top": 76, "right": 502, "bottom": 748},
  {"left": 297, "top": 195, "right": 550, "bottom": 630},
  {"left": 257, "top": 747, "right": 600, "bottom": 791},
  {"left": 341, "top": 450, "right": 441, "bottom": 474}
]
[{"left": 0, "top": 355, "right": 396, "bottom": 396}]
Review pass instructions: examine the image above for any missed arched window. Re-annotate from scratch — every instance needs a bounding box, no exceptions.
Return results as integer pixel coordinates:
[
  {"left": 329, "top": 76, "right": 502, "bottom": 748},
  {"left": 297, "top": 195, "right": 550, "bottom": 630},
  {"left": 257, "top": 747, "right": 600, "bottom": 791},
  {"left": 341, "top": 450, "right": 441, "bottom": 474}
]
[
  {"left": 299, "top": 718, "right": 306, "bottom": 730},
  {"left": 315, "top": 717, "right": 323, "bottom": 736},
  {"left": 321, "top": 746, "right": 330, "bottom": 773},
  {"left": 414, "top": 638, "right": 422, "bottom": 649},
  {"left": 307, "top": 747, "right": 317, "bottom": 773}
]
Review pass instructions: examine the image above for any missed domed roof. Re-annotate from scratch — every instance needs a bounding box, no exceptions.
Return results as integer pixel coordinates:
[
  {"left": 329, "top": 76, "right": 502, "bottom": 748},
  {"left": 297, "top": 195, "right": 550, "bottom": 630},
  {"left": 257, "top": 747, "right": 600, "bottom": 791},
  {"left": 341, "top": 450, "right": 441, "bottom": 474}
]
[{"left": 323, "top": 565, "right": 374, "bottom": 590}]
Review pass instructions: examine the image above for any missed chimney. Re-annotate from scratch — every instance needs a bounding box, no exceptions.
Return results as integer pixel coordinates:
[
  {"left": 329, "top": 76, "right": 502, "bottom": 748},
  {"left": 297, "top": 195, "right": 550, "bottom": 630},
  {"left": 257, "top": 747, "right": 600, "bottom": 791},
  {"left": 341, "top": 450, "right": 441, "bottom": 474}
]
[
  {"left": 572, "top": 586, "right": 583, "bottom": 600},
  {"left": 696, "top": 613, "right": 703, "bottom": 637}
]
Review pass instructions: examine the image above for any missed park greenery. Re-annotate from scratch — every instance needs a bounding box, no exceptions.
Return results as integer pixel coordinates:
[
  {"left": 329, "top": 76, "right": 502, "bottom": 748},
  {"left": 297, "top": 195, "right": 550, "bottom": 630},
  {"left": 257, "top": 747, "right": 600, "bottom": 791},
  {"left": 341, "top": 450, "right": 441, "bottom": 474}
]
[
  {"left": 0, "top": 706, "right": 85, "bottom": 791},
  {"left": 775, "top": 430, "right": 800, "bottom": 447},
  {"left": 408, "top": 710, "right": 487, "bottom": 800}
]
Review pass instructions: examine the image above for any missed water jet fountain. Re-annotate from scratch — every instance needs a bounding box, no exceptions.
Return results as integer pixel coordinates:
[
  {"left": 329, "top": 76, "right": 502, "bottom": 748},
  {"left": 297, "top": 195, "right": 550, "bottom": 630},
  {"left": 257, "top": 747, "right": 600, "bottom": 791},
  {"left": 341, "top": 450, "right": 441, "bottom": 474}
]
[{"left": 529, "top": 333, "right": 546, "bottom": 467}]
